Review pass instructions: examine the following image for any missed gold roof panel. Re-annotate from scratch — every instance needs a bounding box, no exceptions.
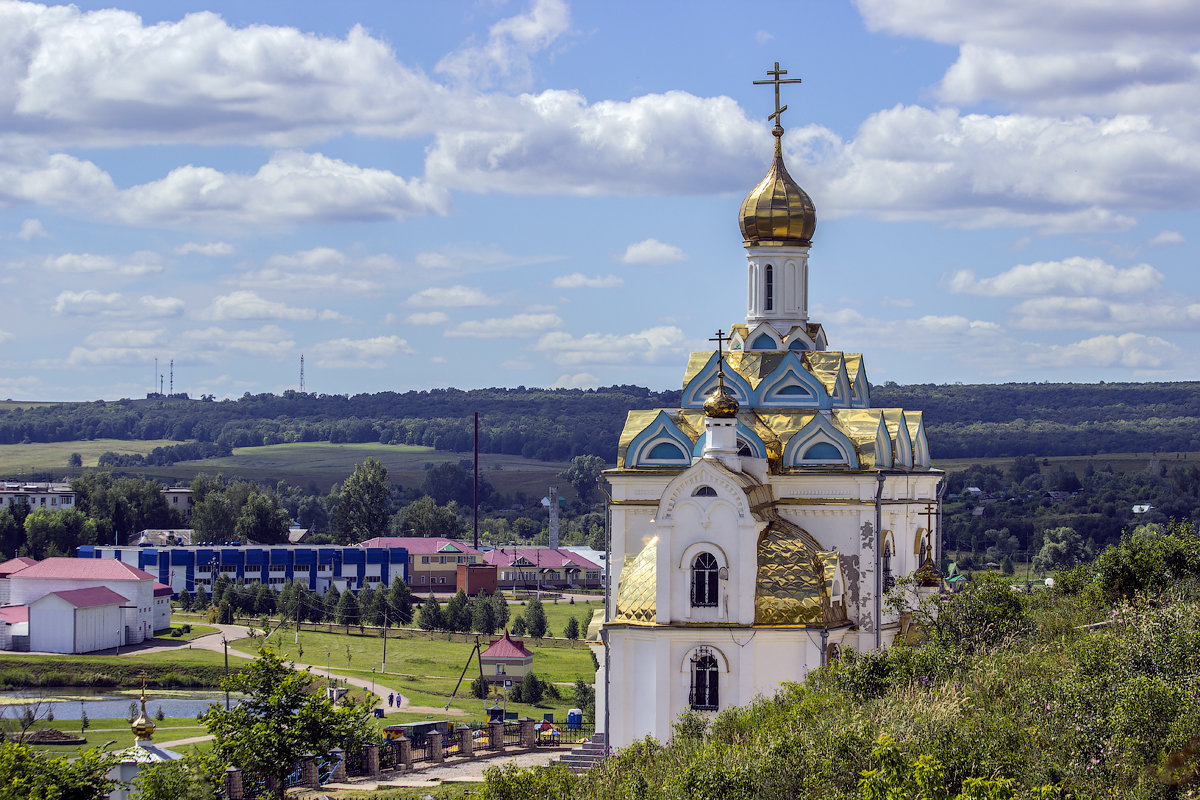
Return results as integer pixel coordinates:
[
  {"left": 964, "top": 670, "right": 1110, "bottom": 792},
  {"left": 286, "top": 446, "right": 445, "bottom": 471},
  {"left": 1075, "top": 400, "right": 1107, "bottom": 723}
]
[{"left": 614, "top": 537, "right": 657, "bottom": 623}]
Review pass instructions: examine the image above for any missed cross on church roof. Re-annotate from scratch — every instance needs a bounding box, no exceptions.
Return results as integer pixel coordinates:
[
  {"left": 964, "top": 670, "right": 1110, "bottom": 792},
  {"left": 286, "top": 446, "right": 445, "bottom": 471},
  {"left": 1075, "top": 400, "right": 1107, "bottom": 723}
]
[{"left": 753, "top": 61, "right": 803, "bottom": 129}]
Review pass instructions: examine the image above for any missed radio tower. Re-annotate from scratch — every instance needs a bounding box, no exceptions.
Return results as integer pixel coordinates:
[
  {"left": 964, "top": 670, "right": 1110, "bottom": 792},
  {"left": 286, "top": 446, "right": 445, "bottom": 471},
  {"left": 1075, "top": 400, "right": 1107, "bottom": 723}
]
[
  {"left": 299, "top": 354, "right": 305, "bottom": 393},
  {"left": 169, "top": 360, "right": 174, "bottom": 395}
]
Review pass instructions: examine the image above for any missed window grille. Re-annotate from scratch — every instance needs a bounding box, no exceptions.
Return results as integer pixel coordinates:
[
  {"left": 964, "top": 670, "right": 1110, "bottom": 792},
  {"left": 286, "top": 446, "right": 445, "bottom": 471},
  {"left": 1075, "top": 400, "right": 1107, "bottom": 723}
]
[
  {"left": 689, "top": 647, "right": 719, "bottom": 711},
  {"left": 882, "top": 542, "right": 895, "bottom": 591},
  {"left": 690, "top": 553, "right": 719, "bottom": 608}
]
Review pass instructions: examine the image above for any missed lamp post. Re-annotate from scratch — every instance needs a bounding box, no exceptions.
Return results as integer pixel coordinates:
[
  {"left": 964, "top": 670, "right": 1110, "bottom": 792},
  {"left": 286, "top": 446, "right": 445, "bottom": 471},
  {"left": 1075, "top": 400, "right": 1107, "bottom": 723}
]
[
  {"left": 371, "top": 667, "right": 376, "bottom": 697},
  {"left": 222, "top": 636, "right": 230, "bottom": 710}
]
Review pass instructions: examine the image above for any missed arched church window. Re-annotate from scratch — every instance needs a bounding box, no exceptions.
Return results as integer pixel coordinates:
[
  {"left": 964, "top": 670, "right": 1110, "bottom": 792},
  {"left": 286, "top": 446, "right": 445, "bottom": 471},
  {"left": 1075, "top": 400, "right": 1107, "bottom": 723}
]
[
  {"left": 764, "top": 264, "right": 774, "bottom": 311},
  {"left": 919, "top": 536, "right": 928, "bottom": 565},
  {"left": 647, "top": 441, "right": 685, "bottom": 460},
  {"left": 803, "top": 442, "right": 843, "bottom": 461},
  {"left": 736, "top": 439, "right": 753, "bottom": 457},
  {"left": 691, "top": 552, "right": 719, "bottom": 607},
  {"left": 882, "top": 541, "right": 895, "bottom": 591},
  {"left": 692, "top": 485, "right": 718, "bottom": 497},
  {"left": 689, "top": 648, "right": 719, "bottom": 710}
]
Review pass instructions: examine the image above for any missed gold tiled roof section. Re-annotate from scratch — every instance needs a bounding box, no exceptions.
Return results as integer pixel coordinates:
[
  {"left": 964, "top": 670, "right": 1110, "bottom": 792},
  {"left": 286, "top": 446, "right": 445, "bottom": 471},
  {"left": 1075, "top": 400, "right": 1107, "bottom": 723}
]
[
  {"left": 614, "top": 537, "right": 657, "bottom": 623},
  {"left": 835, "top": 409, "right": 887, "bottom": 470},
  {"left": 904, "top": 410, "right": 924, "bottom": 442},
  {"left": 801, "top": 352, "right": 845, "bottom": 396}
]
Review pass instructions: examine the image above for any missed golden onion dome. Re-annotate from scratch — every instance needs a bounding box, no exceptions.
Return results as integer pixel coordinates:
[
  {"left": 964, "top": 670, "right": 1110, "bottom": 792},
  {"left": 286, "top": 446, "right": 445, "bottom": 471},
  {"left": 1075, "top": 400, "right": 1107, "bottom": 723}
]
[
  {"left": 704, "top": 383, "right": 739, "bottom": 418},
  {"left": 132, "top": 712, "right": 156, "bottom": 741},
  {"left": 739, "top": 125, "right": 816, "bottom": 246}
]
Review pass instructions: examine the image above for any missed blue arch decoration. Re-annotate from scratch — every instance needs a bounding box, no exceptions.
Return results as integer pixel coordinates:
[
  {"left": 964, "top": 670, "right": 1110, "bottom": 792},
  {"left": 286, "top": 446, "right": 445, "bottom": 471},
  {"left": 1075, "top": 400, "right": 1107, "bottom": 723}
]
[
  {"left": 626, "top": 411, "right": 695, "bottom": 468},
  {"left": 751, "top": 333, "right": 777, "bottom": 350},
  {"left": 681, "top": 352, "right": 754, "bottom": 410},
  {"left": 788, "top": 339, "right": 809, "bottom": 351},
  {"left": 782, "top": 414, "right": 859, "bottom": 468},
  {"left": 690, "top": 421, "right": 769, "bottom": 459},
  {"left": 756, "top": 355, "right": 828, "bottom": 409}
]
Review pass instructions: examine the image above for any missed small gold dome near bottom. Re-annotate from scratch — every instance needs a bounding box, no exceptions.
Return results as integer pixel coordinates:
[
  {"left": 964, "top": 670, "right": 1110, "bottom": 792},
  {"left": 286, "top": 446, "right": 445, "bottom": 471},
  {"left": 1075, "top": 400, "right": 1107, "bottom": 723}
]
[
  {"left": 704, "top": 385, "right": 740, "bottom": 418},
  {"left": 132, "top": 713, "right": 156, "bottom": 741}
]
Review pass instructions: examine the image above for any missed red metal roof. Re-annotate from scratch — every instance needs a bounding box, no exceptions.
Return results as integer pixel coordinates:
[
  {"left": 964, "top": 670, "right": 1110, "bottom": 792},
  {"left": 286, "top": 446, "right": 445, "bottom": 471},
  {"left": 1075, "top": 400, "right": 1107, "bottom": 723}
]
[
  {"left": 37, "top": 586, "right": 128, "bottom": 609},
  {"left": 480, "top": 631, "right": 534, "bottom": 661},
  {"left": 481, "top": 547, "right": 601, "bottom": 571},
  {"left": 9, "top": 557, "right": 154, "bottom": 582},
  {"left": 358, "top": 537, "right": 482, "bottom": 556},
  {"left": 0, "top": 606, "right": 28, "bottom": 624},
  {"left": 0, "top": 557, "right": 37, "bottom": 578},
  {"left": 153, "top": 582, "right": 173, "bottom": 597}
]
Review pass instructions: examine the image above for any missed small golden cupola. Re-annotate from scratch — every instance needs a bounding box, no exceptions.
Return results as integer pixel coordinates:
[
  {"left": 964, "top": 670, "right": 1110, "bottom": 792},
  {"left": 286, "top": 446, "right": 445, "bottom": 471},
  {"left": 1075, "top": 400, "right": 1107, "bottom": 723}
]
[
  {"left": 131, "top": 676, "right": 156, "bottom": 741},
  {"left": 739, "top": 62, "right": 816, "bottom": 246}
]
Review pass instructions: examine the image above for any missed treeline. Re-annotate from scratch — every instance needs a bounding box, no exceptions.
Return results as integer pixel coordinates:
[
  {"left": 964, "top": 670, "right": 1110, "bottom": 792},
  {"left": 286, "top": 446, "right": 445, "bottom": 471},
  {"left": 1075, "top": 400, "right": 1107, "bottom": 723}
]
[
  {"left": 97, "top": 440, "right": 231, "bottom": 467},
  {"left": 942, "top": 454, "right": 1200, "bottom": 562},
  {"left": 0, "top": 386, "right": 679, "bottom": 463},
  {"left": 5, "top": 381, "right": 1198, "bottom": 462}
]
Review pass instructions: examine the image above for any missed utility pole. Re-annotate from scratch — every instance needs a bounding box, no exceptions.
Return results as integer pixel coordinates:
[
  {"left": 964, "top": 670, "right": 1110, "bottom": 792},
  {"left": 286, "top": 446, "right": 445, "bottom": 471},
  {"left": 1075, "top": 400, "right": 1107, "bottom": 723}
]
[
  {"left": 223, "top": 637, "right": 230, "bottom": 710},
  {"left": 382, "top": 607, "right": 388, "bottom": 674}
]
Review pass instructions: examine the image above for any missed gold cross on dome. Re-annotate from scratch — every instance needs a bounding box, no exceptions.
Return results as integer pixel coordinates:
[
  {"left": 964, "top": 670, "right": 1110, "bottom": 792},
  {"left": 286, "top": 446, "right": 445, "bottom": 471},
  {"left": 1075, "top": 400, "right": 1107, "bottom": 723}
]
[
  {"left": 754, "top": 61, "right": 803, "bottom": 127},
  {"left": 708, "top": 329, "right": 729, "bottom": 361}
]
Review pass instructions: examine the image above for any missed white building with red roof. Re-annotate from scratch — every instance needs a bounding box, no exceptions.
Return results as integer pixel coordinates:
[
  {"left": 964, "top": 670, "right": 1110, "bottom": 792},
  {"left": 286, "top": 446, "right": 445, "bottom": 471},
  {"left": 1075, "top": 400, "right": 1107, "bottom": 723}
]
[
  {"left": 0, "top": 557, "right": 171, "bottom": 653},
  {"left": 482, "top": 547, "right": 603, "bottom": 591},
  {"left": 479, "top": 631, "right": 535, "bottom": 685}
]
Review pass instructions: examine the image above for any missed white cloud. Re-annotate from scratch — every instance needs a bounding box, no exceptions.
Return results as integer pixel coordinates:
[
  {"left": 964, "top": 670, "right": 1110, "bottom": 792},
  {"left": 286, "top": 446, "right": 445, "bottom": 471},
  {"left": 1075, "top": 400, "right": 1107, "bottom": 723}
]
[
  {"left": 174, "top": 241, "right": 234, "bottom": 257},
  {"left": 407, "top": 285, "right": 499, "bottom": 307},
  {"left": 42, "top": 251, "right": 162, "bottom": 277},
  {"left": 205, "top": 290, "right": 329, "bottom": 322},
  {"left": 414, "top": 245, "right": 554, "bottom": 274},
  {"left": 136, "top": 296, "right": 186, "bottom": 318},
  {"left": 426, "top": 89, "right": 765, "bottom": 195},
  {"left": 436, "top": 0, "right": 570, "bottom": 90},
  {"left": 180, "top": 325, "right": 295, "bottom": 358},
  {"left": 1027, "top": 332, "right": 1178, "bottom": 369},
  {"left": 406, "top": 312, "right": 450, "bottom": 325},
  {"left": 755, "top": 30, "right": 774, "bottom": 44},
  {"left": 82, "top": 329, "right": 164, "bottom": 349},
  {"left": 267, "top": 247, "right": 348, "bottom": 270},
  {"left": 552, "top": 372, "right": 599, "bottom": 389},
  {"left": 1149, "top": 230, "right": 1185, "bottom": 246},
  {"left": 944, "top": 257, "right": 1163, "bottom": 297},
  {"left": 0, "top": 4, "right": 445, "bottom": 147},
  {"left": 619, "top": 239, "right": 685, "bottom": 265},
  {"left": 15, "top": 219, "right": 47, "bottom": 240},
  {"left": 0, "top": 330, "right": 12, "bottom": 344},
  {"left": 445, "top": 313, "right": 563, "bottom": 338},
  {"left": 312, "top": 335, "right": 413, "bottom": 368},
  {"left": 117, "top": 151, "right": 449, "bottom": 226},
  {"left": 552, "top": 273, "right": 624, "bottom": 289},
  {"left": 53, "top": 290, "right": 186, "bottom": 318},
  {"left": 52, "top": 290, "right": 121, "bottom": 315},
  {"left": 1010, "top": 296, "right": 1200, "bottom": 331},
  {"left": 535, "top": 325, "right": 688, "bottom": 367},
  {"left": 239, "top": 248, "right": 376, "bottom": 293}
]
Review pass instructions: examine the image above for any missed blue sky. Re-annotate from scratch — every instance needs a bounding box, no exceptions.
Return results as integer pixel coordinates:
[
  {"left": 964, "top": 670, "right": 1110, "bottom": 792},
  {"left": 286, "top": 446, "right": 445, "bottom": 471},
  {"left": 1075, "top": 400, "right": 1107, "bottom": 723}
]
[{"left": 2, "top": 0, "right": 1199, "bottom": 400}]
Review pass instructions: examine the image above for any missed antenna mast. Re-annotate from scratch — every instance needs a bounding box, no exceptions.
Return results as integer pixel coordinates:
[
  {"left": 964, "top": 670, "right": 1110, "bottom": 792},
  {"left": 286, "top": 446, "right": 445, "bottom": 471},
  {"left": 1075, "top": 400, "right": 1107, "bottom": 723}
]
[
  {"left": 169, "top": 359, "right": 174, "bottom": 395},
  {"left": 299, "top": 354, "right": 305, "bottom": 393}
]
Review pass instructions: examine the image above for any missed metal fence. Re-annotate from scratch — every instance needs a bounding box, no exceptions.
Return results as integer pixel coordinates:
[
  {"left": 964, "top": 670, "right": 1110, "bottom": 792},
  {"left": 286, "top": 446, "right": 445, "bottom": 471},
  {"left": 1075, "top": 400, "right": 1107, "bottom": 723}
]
[{"left": 535, "top": 722, "right": 595, "bottom": 747}]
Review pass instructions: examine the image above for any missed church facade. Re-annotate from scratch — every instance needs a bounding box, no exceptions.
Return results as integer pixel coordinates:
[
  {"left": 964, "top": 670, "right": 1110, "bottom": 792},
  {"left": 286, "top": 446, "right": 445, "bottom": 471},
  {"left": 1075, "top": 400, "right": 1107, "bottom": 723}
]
[{"left": 595, "top": 65, "right": 944, "bottom": 749}]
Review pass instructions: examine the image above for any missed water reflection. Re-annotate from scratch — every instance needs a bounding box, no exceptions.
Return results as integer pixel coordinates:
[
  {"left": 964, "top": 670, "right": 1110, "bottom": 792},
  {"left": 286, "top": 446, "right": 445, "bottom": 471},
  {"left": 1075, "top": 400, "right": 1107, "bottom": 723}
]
[{"left": 0, "top": 688, "right": 239, "bottom": 720}]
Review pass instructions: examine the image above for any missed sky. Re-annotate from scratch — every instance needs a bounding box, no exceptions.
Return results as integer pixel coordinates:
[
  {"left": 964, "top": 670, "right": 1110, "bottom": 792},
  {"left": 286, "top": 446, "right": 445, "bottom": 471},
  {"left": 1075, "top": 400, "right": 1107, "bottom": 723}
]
[{"left": 2, "top": 0, "right": 1199, "bottom": 401}]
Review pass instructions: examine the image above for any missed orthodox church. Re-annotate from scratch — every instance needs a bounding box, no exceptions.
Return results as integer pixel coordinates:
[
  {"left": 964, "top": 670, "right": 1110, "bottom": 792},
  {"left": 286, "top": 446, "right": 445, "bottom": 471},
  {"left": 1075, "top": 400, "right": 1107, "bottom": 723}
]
[{"left": 594, "top": 65, "right": 944, "bottom": 749}]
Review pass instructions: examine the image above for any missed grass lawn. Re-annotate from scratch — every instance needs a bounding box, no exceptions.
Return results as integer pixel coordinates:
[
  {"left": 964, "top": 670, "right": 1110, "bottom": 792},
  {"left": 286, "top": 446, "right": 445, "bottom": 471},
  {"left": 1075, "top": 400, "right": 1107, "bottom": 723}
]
[
  {"left": 236, "top": 625, "right": 595, "bottom": 725},
  {"left": 10, "top": 716, "right": 212, "bottom": 755},
  {"left": 156, "top": 623, "right": 221, "bottom": 643},
  {"left": 505, "top": 597, "right": 601, "bottom": 640},
  {"left": 0, "top": 438, "right": 180, "bottom": 473}
]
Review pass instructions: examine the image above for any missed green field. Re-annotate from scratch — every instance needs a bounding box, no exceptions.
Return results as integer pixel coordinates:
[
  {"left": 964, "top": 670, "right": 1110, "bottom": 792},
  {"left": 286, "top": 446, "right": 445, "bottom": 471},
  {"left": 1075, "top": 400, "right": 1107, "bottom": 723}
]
[
  {"left": 158, "top": 442, "right": 573, "bottom": 494},
  {"left": 933, "top": 450, "right": 1200, "bottom": 475},
  {"left": 7, "top": 717, "right": 211, "bottom": 755},
  {"left": 0, "top": 439, "right": 180, "bottom": 474}
]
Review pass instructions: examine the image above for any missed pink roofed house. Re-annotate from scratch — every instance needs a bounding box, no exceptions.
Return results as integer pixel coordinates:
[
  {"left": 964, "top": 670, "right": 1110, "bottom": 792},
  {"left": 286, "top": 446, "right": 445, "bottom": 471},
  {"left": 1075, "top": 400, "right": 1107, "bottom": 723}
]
[{"left": 479, "top": 631, "right": 535, "bottom": 684}]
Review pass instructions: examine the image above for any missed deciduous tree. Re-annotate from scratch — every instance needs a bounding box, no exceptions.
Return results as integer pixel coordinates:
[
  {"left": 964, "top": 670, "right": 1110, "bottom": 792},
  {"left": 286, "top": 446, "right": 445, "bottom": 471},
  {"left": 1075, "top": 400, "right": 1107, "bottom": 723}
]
[{"left": 333, "top": 458, "right": 390, "bottom": 544}]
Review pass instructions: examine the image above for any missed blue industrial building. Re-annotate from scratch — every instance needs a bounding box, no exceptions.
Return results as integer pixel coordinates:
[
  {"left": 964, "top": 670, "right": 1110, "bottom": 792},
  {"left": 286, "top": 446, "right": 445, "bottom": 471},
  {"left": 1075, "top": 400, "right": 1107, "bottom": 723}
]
[{"left": 76, "top": 544, "right": 409, "bottom": 597}]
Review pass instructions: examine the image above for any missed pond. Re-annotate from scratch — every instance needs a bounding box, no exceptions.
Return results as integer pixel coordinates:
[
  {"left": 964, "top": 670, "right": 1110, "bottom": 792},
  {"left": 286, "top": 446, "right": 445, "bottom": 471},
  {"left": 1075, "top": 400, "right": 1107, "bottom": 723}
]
[{"left": 0, "top": 688, "right": 239, "bottom": 721}]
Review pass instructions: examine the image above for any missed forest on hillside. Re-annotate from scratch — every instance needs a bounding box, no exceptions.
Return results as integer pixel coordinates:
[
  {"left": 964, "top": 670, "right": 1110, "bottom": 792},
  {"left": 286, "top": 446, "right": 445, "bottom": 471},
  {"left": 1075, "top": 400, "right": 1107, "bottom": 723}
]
[{"left": 2, "top": 380, "right": 1198, "bottom": 463}]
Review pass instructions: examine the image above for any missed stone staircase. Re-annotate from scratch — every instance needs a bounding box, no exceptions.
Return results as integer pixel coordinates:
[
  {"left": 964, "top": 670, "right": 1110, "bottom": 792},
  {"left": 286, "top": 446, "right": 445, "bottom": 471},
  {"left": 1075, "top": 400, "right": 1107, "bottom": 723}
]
[{"left": 556, "top": 732, "right": 608, "bottom": 773}]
